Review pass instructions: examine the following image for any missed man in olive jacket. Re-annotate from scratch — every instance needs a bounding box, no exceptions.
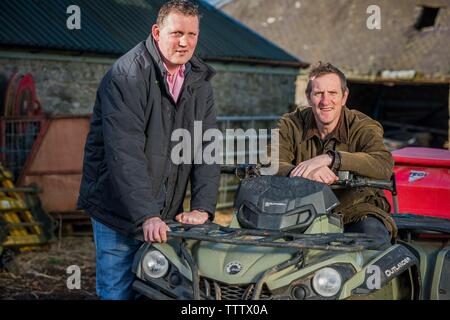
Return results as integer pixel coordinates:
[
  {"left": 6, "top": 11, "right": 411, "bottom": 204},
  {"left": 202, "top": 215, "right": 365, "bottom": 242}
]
[
  {"left": 77, "top": 1, "right": 220, "bottom": 299},
  {"left": 276, "top": 62, "right": 396, "bottom": 241}
]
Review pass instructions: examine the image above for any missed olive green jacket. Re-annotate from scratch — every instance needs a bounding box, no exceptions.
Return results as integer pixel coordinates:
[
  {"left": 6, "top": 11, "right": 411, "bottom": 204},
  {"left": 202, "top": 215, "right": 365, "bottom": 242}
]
[{"left": 275, "top": 106, "right": 397, "bottom": 237}]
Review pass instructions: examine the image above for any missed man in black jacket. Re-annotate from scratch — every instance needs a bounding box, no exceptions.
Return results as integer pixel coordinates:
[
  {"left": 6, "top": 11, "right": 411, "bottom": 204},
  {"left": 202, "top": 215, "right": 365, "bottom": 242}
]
[{"left": 77, "top": 0, "right": 220, "bottom": 299}]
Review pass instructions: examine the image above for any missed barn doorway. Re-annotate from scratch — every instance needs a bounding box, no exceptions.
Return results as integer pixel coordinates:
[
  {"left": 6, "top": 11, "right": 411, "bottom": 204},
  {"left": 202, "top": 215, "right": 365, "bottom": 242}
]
[{"left": 347, "top": 81, "right": 449, "bottom": 149}]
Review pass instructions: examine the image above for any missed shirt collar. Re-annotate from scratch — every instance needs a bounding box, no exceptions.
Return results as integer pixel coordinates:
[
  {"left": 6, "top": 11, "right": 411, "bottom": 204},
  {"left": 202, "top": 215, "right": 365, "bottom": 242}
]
[
  {"left": 303, "top": 107, "right": 348, "bottom": 143},
  {"left": 163, "top": 62, "right": 185, "bottom": 78}
]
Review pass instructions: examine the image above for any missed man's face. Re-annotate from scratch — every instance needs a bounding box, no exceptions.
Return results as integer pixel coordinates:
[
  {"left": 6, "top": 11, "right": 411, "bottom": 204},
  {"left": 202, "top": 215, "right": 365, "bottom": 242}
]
[
  {"left": 307, "top": 73, "right": 349, "bottom": 127},
  {"left": 152, "top": 12, "right": 199, "bottom": 72}
]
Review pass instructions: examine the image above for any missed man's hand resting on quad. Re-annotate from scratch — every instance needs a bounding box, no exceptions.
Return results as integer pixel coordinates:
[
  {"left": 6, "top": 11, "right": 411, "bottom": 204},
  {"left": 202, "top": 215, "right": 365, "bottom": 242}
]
[
  {"left": 143, "top": 210, "right": 209, "bottom": 243},
  {"left": 290, "top": 154, "right": 338, "bottom": 185}
]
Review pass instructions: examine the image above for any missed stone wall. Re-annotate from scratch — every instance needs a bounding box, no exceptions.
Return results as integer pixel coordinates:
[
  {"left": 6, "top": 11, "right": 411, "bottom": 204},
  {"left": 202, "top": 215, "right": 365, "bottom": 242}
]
[
  {"left": 0, "top": 57, "right": 109, "bottom": 115},
  {"left": 211, "top": 68, "right": 298, "bottom": 116},
  {"left": 295, "top": 75, "right": 309, "bottom": 109},
  {"left": 0, "top": 55, "right": 299, "bottom": 117}
]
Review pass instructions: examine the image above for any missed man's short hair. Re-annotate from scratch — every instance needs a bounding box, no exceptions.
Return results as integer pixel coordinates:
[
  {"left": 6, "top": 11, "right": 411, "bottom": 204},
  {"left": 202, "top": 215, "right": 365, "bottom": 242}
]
[
  {"left": 305, "top": 62, "right": 348, "bottom": 96},
  {"left": 156, "top": 0, "right": 200, "bottom": 26}
]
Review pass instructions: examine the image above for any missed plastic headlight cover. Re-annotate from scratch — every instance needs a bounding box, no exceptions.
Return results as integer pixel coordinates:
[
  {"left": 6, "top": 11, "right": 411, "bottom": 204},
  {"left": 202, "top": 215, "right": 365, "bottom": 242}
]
[
  {"left": 312, "top": 267, "right": 342, "bottom": 297},
  {"left": 142, "top": 250, "right": 169, "bottom": 279}
]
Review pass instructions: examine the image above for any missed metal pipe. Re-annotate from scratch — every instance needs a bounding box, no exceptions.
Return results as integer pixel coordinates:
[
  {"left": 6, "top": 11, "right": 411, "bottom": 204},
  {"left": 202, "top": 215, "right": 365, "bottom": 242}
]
[
  {"left": 0, "top": 187, "right": 42, "bottom": 193},
  {"left": 168, "top": 231, "right": 369, "bottom": 252},
  {"left": 217, "top": 115, "right": 279, "bottom": 121},
  {"left": 180, "top": 242, "right": 201, "bottom": 300},
  {"left": 391, "top": 174, "right": 399, "bottom": 214},
  {"left": 382, "top": 120, "right": 447, "bottom": 136},
  {"left": 252, "top": 252, "right": 303, "bottom": 300},
  {"left": 392, "top": 195, "right": 400, "bottom": 214}
]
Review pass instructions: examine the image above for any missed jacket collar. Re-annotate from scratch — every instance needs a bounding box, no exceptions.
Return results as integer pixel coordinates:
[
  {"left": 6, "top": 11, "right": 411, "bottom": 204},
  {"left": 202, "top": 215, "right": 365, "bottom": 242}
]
[{"left": 303, "top": 107, "right": 349, "bottom": 143}]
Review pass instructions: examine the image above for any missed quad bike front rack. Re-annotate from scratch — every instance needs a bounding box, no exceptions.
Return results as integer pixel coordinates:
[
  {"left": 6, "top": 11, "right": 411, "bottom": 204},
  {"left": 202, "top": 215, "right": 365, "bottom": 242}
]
[{"left": 163, "top": 221, "right": 387, "bottom": 252}]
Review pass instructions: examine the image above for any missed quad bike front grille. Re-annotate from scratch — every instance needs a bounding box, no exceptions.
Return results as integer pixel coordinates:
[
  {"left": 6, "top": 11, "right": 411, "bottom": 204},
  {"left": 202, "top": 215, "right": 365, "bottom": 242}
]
[{"left": 199, "top": 277, "right": 272, "bottom": 300}]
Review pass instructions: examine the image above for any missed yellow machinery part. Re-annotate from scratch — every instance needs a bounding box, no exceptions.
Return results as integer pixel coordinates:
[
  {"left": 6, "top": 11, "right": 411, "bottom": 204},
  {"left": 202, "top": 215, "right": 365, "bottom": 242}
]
[
  {"left": 0, "top": 164, "right": 48, "bottom": 250},
  {"left": 1, "top": 179, "right": 43, "bottom": 236}
]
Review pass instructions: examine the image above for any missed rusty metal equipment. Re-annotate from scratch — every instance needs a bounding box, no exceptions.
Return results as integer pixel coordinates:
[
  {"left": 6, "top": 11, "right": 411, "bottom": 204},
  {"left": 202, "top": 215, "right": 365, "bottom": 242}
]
[
  {"left": 0, "top": 70, "right": 44, "bottom": 181},
  {"left": 17, "top": 116, "right": 90, "bottom": 213},
  {"left": 1, "top": 71, "right": 42, "bottom": 118},
  {"left": 0, "top": 70, "right": 91, "bottom": 235}
]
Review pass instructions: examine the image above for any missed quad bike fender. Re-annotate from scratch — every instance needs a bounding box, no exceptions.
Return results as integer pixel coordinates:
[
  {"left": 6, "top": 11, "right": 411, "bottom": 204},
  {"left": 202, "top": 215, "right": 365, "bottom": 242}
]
[
  {"left": 340, "top": 244, "right": 419, "bottom": 298},
  {"left": 430, "top": 247, "right": 450, "bottom": 300}
]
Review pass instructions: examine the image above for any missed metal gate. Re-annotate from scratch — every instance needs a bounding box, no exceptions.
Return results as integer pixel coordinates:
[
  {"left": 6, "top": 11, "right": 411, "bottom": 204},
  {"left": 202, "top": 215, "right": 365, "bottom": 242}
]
[
  {"left": 0, "top": 116, "right": 46, "bottom": 182},
  {"left": 185, "top": 115, "right": 280, "bottom": 209}
]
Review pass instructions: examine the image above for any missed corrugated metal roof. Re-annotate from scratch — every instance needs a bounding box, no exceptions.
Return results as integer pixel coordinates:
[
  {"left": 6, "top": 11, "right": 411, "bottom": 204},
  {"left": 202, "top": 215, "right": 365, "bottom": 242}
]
[{"left": 0, "top": 0, "right": 306, "bottom": 67}]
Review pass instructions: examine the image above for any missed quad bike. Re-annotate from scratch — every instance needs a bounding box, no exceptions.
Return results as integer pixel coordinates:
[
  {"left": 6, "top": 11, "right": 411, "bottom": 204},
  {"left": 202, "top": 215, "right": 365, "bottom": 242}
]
[{"left": 131, "top": 164, "right": 450, "bottom": 300}]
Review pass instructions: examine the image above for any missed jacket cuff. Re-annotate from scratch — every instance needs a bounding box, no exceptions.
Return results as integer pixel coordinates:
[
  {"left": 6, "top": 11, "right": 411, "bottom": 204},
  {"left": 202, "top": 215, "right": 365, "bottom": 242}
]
[
  {"left": 337, "top": 151, "right": 354, "bottom": 172},
  {"left": 191, "top": 208, "right": 215, "bottom": 221},
  {"left": 134, "top": 213, "right": 161, "bottom": 226},
  {"left": 326, "top": 150, "right": 341, "bottom": 173}
]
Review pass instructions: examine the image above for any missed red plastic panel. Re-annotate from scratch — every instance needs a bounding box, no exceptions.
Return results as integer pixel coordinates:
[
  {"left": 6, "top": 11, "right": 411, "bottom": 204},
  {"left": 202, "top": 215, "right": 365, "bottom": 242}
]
[
  {"left": 385, "top": 165, "right": 450, "bottom": 219},
  {"left": 392, "top": 147, "right": 450, "bottom": 168}
]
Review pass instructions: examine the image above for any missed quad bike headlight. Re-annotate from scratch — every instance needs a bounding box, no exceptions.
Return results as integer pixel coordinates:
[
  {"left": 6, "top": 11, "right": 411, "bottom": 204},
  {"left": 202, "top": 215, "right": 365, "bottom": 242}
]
[
  {"left": 142, "top": 250, "right": 169, "bottom": 279},
  {"left": 312, "top": 267, "right": 342, "bottom": 297}
]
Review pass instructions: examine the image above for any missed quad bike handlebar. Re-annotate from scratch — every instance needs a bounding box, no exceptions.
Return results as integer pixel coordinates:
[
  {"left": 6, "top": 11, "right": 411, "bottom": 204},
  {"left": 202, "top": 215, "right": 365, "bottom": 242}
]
[
  {"left": 332, "top": 171, "right": 395, "bottom": 191},
  {"left": 220, "top": 164, "right": 394, "bottom": 190},
  {"left": 220, "top": 164, "right": 399, "bottom": 213},
  {"left": 332, "top": 171, "right": 399, "bottom": 213}
]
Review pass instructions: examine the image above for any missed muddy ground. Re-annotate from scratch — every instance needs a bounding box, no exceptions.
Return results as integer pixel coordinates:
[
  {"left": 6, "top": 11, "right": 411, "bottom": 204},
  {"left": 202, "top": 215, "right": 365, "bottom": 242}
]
[
  {"left": 0, "top": 236, "right": 97, "bottom": 300},
  {"left": 0, "top": 211, "right": 233, "bottom": 300}
]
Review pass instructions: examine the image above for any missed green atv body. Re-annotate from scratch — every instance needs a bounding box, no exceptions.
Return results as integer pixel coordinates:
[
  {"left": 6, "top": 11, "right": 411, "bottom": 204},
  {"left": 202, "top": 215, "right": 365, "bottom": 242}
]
[{"left": 132, "top": 171, "right": 450, "bottom": 300}]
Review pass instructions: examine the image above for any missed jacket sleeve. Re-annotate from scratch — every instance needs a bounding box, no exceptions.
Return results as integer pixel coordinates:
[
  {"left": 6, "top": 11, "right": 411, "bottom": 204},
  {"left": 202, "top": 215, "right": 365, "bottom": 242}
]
[
  {"left": 189, "top": 83, "right": 220, "bottom": 219},
  {"left": 275, "top": 116, "right": 297, "bottom": 176},
  {"left": 102, "top": 74, "right": 160, "bottom": 225},
  {"left": 338, "top": 120, "right": 394, "bottom": 180}
]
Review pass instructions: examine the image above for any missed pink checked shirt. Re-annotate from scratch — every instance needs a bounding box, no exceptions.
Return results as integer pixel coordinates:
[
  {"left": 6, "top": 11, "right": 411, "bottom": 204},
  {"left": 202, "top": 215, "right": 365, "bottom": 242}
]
[{"left": 164, "top": 63, "right": 185, "bottom": 103}]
